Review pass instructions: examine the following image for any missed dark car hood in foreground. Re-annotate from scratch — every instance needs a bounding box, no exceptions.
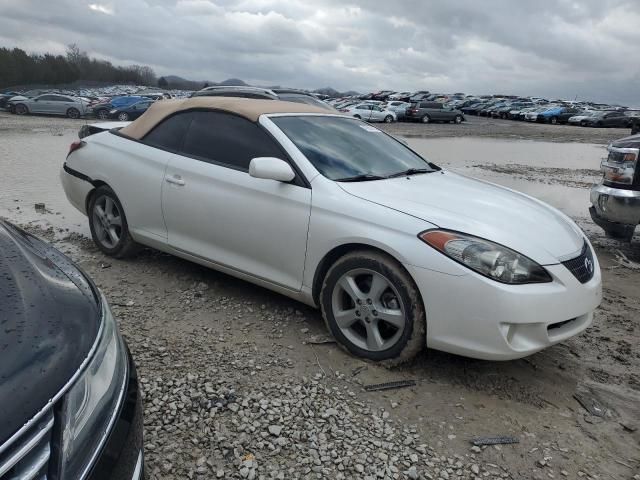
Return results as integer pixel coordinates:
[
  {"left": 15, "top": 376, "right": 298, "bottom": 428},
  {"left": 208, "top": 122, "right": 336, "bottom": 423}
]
[
  {"left": 0, "top": 221, "right": 100, "bottom": 445},
  {"left": 610, "top": 133, "right": 640, "bottom": 148}
]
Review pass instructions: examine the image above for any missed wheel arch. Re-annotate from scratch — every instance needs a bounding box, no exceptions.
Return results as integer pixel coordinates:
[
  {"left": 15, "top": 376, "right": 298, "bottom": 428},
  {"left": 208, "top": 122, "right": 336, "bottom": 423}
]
[
  {"left": 84, "top": 179, "right": 111, "bottom": 214},
  {"left": 311, "top": 242, "right": 415, "bottom": 306}
]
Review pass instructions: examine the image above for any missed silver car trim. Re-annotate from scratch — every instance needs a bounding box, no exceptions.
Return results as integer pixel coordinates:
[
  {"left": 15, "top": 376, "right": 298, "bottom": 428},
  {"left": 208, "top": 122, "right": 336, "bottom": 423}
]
[{"left": 131, "top": 450, "right": 144, "bottom": 480}]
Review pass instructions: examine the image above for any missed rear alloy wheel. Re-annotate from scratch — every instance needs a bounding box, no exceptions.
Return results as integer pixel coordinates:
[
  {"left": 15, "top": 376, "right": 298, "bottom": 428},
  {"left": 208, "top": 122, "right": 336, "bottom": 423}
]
[
  {"left": 384, "top": 115, "right": 393, "bottom": 123},
  {"left": 421, "top": 115, "right": 430, "bottom": 124},
  {"left": 67, "top": 108, "right": 80, "bottom": 119},
  {"left": 97, "top": 109, "right": 109, "bottom": 120},
  {"left": 320, "top": 251, "right": 425, "bottom": 364},
  {"left": 117, "top": 112, "right": 130, "bottom": 121},
  {"left": 89, "top": 186, "right": 140, "bottom": 258},
  {"left": 550, "top": 116, "right": 558, "bottom": 125},
  {"left": 454, "top": 115, "right": 463, "bottom": 124},
  {"left": 14, "top": 103, "right": 27, "bottom": 115},
  {"left": 580, "top": 120, "right": 587, "bottom": 127}
]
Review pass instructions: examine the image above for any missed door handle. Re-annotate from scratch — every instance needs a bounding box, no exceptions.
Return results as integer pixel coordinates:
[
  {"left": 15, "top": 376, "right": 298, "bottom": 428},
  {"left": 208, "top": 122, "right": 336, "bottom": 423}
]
[{"left": 166, "top": 175, "right": 186, "bottom": 186}]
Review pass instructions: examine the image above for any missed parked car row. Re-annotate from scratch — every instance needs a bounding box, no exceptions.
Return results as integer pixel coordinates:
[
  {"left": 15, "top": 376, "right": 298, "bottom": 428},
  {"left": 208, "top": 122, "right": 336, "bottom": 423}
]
[{"left": 459, "top": 97, "right": 640, "bottom": 128}]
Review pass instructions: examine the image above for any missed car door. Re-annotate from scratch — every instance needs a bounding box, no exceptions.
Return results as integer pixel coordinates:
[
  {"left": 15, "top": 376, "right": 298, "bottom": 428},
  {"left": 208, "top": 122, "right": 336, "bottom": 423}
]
[
  {"left": 162, "top": 111, "right": 312, "bottom": 291},
  {"left": 431, "top": 104, "right": 445, "bottom": 121},
  {"left": 30, "top": 95, "right": 52, "bottom": 113},
  {"left": 603, "top": 112, "right": 621, "bottom": 127},
  {"left": 355, "top": 105, "right": 372, "bottom": 121},
  {"left": 54, "top": 96, "right": 75, "bottom": 116},
  {"left": 370, "top": 106, "right": 384, "bottom": 122}
]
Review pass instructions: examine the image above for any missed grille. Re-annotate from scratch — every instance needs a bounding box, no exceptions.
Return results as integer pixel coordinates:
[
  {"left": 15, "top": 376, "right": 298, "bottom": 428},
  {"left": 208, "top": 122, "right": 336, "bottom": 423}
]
[
  {"left": 0, "top": 409, "right": 54, "bottom": 480},
  {"left": 561, "top": 241, "right": 595, "bottom": 284}
]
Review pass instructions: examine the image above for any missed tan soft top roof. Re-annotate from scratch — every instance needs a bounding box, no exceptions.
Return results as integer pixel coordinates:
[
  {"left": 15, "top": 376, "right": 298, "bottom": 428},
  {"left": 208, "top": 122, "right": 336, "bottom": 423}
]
[{"left": 119, "top": 97, "right": 334, "bottom": 139}]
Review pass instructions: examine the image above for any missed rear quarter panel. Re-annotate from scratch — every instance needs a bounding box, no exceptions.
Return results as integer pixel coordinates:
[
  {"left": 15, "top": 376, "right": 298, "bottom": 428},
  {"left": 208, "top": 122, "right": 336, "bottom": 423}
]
[{"left": 65, "top": 132, "right": 170, "bottom": 241}]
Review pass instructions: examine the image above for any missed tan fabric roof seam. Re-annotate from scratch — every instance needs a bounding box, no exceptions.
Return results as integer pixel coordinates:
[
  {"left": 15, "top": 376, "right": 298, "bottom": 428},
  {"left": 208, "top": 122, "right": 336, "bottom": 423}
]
[{"left": 119, "top": 97, "right": 335, "bottom": 140}]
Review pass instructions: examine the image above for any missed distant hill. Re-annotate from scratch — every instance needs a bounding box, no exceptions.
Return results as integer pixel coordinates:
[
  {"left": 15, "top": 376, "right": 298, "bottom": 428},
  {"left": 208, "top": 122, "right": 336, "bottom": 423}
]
[
  {"left": 218, "top": 78, "right": 248, "bottom": 86},
  {"left": 160, "top": 76, "right": 354, "bottom": 97}
]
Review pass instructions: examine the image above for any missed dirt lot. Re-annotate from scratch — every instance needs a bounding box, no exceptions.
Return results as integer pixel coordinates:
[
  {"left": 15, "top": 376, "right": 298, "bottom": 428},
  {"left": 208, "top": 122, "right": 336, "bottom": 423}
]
[{"left": 1, "top": 111, "right": 639, "bottom": 480}]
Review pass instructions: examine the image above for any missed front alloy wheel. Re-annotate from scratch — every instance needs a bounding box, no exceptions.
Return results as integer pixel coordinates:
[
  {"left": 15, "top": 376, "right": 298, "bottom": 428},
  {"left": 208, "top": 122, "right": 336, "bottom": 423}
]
[{"left": 320, "top": 251, "right": 425, "bottom": 363}]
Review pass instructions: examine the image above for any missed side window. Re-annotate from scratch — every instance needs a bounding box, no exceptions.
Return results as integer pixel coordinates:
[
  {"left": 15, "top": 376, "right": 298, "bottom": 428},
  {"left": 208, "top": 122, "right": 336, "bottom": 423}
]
[
  {"left": 38, "top": 95, "right": 55, "bottom": 101},
  {"left": 181, "top": 111, "right": 284, "bottom": 171},
  {"left": 143, "top": 112, "right": 192, "bottom": 152}
]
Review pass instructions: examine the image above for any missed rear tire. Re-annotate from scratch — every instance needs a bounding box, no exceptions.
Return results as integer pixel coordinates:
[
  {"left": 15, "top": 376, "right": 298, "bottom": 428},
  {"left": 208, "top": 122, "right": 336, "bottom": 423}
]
[
  {"left": 67, "top": 108, "right": 80, "bottom": 119},
  {"left": 384, "top": 115, "right": 393, "bottom": 123},
  {"left": 88, "top": 186, "right": 140, "bottom": 258},
  {"left": 117, "top": 112, "right": 130, "bottom": 121},
  {"left": 15, "top": 103, "right": 27, "bottom": 115},
  {"left": 421, "top": 115, "right": 430, "bottom": 124},
  {"left": 97, "top": 109, "right": 109, "bottom": 120},
  {"left": 454, "top": 115, "right": 463, "bottom": 124},
  {"left": 320, "top": 250, "right": 425, "bottom": 365},
  {"left": 354, "top": 114, "right": 361, "bottom": 119},
  {"left": 550, "top": 116, "right": 558, "bottom": 125}
]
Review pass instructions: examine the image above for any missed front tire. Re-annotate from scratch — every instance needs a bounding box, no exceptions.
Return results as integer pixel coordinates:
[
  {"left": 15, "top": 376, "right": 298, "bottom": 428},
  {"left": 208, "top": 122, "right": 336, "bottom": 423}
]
[
  {"left": 421, "top": 115, "right": 430, "bottom": 124},
  {"left": 97, "top": 109, "right": 109, "bottom": 120},
  {"left": 454, "top": 115, "right": 463, "bottom": 124},
  {"left": 15, "top": 103, "right": 28, "bottom": 115},
  {"left": 550, "top": 116, "right": 558, "bottom": 125},
  {"left": 320, "top": 251, "right": 425, "bottom": 364},
  {"left": 353, "top": 114, "right": 361, "bottom": 119},
  {"left": 88, "top": 186, "right": 140, "bottom": 258},
  {"left": 384, "top": 115, "right": 393, "bottom": 123}
]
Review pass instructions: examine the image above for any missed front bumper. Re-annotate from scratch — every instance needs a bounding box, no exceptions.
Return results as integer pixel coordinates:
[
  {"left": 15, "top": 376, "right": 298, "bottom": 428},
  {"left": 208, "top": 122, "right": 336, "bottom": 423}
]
[
  {"left": 87, "top": 349, "right": 144, "bottom": 480},
  {"left": 406, "top": 245, "right": 602, "bottom": 360},
  {"left": 590, "top": 183, "right": 640, "bottom": 235}
]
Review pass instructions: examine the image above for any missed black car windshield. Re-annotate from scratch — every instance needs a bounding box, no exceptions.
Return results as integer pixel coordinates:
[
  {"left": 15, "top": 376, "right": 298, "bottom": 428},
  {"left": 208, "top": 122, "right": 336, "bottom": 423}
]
[{"left": 271, "top": 115, "right": 435, "bottom": 181}]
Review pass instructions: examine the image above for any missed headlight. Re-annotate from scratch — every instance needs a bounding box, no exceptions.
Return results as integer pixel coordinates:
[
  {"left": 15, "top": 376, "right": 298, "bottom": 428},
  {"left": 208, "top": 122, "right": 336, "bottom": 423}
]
[
  {"left": 419, "top": 230, "right": 552, "bottom": 284},
  {"left": 59, "top": 295, "right": 128, "bottom": 479},
  {"left": 109, "top": 109, "right": 117, "bottom": 114},
  {"left": 601, "top": 146, "right": 638, "bottom": 185}
]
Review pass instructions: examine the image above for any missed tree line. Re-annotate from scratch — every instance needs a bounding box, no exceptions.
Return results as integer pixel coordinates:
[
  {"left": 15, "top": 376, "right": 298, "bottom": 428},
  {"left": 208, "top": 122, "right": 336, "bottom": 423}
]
[{"left": 0, "top": 44, "right": 157, "bottom": 90}]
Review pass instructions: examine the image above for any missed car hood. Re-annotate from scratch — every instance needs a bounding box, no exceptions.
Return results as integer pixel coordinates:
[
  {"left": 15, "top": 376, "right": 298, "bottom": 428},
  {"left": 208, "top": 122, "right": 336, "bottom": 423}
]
[
  {"left": 610, "top": 133, "right": 640, "bottom": 149},
  {"left": 0, "top": 222, "right": 100, "bottom": 445},
  {"left": 338, "top": 171, "right": 584, "bottom": 264}
]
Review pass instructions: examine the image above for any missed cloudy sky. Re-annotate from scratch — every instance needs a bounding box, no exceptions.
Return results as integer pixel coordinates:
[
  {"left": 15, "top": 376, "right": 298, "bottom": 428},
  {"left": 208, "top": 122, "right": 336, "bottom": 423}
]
[{"left": 1, "top": 0, "right": 639, "bottom": 104}]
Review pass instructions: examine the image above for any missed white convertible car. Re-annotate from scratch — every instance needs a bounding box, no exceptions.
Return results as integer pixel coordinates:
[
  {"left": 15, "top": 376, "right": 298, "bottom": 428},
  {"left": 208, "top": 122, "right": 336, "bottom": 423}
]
[{"left": 61, "top": 97, "right": 602, "bottom": 363}]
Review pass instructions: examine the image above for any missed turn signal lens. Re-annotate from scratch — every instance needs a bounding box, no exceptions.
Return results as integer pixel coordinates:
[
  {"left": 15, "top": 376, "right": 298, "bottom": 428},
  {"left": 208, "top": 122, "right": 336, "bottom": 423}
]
[{"left": 419, "top": 230, "right": 552, "bottom": 284}]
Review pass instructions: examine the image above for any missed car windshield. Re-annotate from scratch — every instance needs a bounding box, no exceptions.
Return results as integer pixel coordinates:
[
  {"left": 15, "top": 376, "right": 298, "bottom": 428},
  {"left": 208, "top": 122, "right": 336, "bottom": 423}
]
[{"left": 271, "top": 115, "right": 435, "bottom": 181}]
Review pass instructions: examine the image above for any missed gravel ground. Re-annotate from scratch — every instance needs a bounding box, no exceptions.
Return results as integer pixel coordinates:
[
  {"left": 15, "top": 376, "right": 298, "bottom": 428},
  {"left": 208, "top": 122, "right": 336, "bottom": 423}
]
[{"left": 1, "top": 111, "right": 639, "bottom": 480}]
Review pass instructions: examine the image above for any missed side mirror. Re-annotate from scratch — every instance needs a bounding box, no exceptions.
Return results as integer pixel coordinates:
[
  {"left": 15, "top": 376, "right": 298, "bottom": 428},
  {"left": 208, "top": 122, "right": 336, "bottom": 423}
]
[{"left": 249, "top": 157, "right": 295, "bottom": 182}]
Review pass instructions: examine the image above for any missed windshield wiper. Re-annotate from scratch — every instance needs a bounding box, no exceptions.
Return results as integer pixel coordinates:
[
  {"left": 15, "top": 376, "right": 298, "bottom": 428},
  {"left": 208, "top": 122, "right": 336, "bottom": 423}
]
[
  {"left": 386, "top": 168, "right": 431, "bottom": 178},
  {"left": 335, "top": 174, "right": 387, "bottom": 182}
]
